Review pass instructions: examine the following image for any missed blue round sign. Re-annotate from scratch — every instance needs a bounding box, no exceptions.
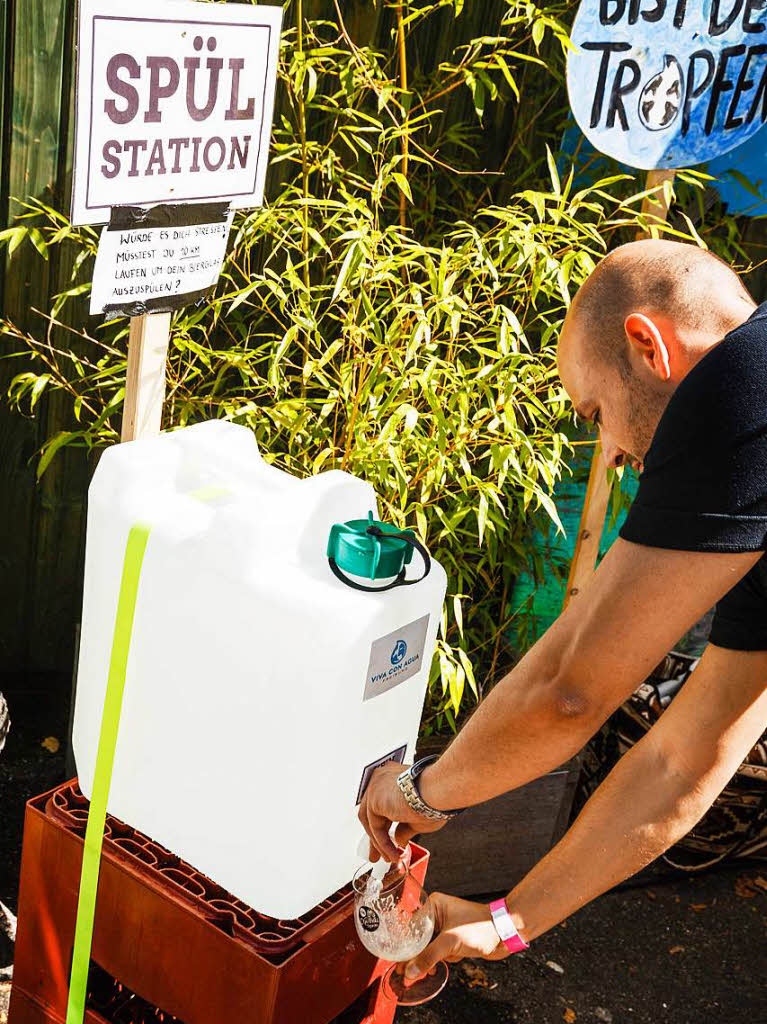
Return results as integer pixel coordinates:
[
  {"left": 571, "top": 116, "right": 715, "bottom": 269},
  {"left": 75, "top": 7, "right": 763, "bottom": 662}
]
[{"left": 567, "top": 0, "right": 767, "bottom": 169}]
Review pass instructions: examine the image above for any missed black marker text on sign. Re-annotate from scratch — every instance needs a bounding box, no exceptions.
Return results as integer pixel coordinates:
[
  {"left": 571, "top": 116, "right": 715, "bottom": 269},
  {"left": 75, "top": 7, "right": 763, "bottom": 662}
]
[
  {"left": 72, "top": 1, "right": 282, "bottom": 225},
  {"left": 101, "top": 35, "right": 256, "bottom": 180},
  {"left": 582, "top": 0, "right": 767, "bottom": 135}
]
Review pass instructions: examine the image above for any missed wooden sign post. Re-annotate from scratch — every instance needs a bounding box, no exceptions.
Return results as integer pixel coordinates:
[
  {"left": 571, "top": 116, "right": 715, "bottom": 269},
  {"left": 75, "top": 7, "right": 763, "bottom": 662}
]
[
  {"left": 121, "top": 313, "right": 171, "bottom": 442},
  {"left": 562, "top": 441, "right": 611, "bottom": 606},
  {"left": 563, "top": 169, "right": 675, "bottom": 607},
  {"left": 69, "top": 0, "right": 282, "bottom": 442}
]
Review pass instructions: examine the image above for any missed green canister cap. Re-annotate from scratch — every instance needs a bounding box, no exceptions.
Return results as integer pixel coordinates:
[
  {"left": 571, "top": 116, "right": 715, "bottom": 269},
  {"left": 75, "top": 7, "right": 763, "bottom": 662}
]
[{"left": 327, "top": 512, "right": 415, "bottom": 580}]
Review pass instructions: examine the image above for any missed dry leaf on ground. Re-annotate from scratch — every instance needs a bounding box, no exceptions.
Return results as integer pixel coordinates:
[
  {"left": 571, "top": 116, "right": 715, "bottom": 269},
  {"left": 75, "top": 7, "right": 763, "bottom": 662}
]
[
  {"left": 734, "top": 875, "right": 763, "bottom": 898},
  {"left": 461, "top": 962, "right": 497, "bottom": 990},
  {"left": 669, "top": 945, "right": 685, "bottom": 955},
  {"left": 563, "top": 1008, "right": 576, "bottom": 1023},
  {"left": 41, "top": 736, "right": 60, "bottom": 753}
]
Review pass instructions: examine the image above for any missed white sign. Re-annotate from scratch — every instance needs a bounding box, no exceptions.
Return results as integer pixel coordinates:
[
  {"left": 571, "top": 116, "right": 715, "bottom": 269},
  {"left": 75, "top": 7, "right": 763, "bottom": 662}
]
[
  {"left": 73, "top": 0, "right": 282, "bottom": 225},
  {"left": 90, "top": 205, "right": 233, "bottom": 315}
]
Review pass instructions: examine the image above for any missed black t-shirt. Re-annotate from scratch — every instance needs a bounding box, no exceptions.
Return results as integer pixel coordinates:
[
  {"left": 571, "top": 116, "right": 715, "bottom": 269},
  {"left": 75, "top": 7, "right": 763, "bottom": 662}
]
[{"left": 620, "top": 301, "right": 767, "bottom": 651}]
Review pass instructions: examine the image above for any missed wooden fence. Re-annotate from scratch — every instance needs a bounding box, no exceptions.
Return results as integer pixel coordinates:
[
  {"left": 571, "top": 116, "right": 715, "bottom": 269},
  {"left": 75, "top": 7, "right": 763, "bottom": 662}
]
[{"left": 0, "top": 0, "right": 84, "bottom": 680}]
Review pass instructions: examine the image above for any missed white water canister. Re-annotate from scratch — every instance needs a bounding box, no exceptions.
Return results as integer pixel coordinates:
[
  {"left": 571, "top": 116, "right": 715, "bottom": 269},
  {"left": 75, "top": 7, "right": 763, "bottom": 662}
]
[{"left": 73, "top": 421, "right": 446, "bottom": 919}]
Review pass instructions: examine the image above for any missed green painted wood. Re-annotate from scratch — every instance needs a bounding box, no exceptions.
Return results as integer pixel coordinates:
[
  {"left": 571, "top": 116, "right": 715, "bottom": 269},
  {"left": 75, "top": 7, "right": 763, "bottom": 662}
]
[
  {"left": 25, "top": 2, "right": 91, "bottom": 675},
  {"left": 0, "top": 0, "right": 73, "bottom": 675},
  {"left": 509, "top": 441, "right": 717, "bottom": 659},
  {"left": 509, "top": 437, "right": 637, "bottom": 650}
]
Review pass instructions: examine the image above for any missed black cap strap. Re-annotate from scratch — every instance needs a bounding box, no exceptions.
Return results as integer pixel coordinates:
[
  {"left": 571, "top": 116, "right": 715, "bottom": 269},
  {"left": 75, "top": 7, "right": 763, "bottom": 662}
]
[{"left": 328, "top": 526, "right": 431, "bottom": 593}]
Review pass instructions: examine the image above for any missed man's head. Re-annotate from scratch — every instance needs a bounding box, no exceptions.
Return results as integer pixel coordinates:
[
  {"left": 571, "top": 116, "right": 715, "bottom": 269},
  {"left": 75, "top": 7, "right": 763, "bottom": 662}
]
[{"left": 558, "top": 240, "right": 755, "bottom": 470}]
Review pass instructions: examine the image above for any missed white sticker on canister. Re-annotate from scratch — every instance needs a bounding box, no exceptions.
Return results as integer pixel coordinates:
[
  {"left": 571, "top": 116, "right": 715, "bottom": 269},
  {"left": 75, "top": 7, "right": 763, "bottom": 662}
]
[{"left": 363, "top": 615, "right": 429, "bottom": 701}]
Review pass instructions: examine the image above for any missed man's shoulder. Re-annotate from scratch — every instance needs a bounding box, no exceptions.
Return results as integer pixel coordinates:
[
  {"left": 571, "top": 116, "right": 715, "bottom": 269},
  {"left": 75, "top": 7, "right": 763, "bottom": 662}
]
[
  {"left": 695, "top": 302, "right": 767, "bottom": 387},
  {"left": 621, "top": 302, "right": 767, "bottom": 553},
  {"left": 652, "top": 304, "right": 767, "bottom": 459}
]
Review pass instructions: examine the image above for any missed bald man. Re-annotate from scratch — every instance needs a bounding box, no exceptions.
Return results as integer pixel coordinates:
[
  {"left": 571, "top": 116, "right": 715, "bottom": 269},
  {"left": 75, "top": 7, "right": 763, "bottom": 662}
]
[{"left": 358, "top": 239, "right": 767, "bottom": 977}]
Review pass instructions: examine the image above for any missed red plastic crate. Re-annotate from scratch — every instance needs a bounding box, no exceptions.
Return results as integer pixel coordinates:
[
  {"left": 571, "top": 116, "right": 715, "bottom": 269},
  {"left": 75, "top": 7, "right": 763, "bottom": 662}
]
[
  {"left": 46, "top": 783, "right": 360, "bottom": 958},
  {"left": 9, "top": 780, "right": 430, "bottom": 1024}
]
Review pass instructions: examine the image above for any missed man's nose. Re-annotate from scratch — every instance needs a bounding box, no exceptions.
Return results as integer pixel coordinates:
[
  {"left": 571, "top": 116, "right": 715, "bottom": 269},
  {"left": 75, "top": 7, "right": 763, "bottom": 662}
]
[{"left": 601, "top": 438, "right": 628, "bottom": 470}]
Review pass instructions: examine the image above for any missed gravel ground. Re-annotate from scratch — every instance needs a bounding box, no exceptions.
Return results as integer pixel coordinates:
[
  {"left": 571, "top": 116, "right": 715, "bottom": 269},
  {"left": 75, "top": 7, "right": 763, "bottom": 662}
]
[
  {"left": 0, "top": 679, "right": 69, "bottom": 915},
  {"left": 0, "top": 982, "right": 10, "bottom": 1023},
  {"left": 400, "top": 867, "right": 767, "bottom": 1024}
]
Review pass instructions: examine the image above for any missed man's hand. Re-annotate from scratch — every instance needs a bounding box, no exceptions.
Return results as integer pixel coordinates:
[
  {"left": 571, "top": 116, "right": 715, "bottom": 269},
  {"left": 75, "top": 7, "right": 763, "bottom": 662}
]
[
  {"left": 399, "top": 894, "right": 509, "bottom": 982},
  {"left": 358, "top": 761, "right": 447, "bottom": 862}
]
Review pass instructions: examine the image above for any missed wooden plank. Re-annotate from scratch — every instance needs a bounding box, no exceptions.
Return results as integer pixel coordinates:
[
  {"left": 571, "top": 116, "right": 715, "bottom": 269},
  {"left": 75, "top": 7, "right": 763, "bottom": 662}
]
[
  {"left": 562, "top": 441, "right": 610, "bottom": 607},
  {"left": 26, "top": 2, "right": 91, "bottom": 675},
  {"left": 122, "top": 314, "right": 172, "bottom": 442},
  {"left": 638, "top": 168, "right": 676, "bottom": 234},
  {"left": 417, "top": 761, "right": 581, "bottom": 896},
  {"left": 0, "top": 0, "right": 70, "bottom": 675}
]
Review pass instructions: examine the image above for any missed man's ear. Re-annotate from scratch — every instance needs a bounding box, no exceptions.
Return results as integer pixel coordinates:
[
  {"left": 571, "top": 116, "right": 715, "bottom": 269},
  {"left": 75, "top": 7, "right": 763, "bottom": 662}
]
[{"left": 624, "top": 312, "right": 671, "bottom": 381}]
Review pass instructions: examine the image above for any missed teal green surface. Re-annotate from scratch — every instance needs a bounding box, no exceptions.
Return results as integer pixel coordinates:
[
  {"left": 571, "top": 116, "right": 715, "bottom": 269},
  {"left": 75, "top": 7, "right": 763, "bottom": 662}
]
[
  {"left": 510, "top": 441, "right": 710, "bottom": 657},
  {"left": 510, "top": 441, "right": 638, "bottom": 647}
]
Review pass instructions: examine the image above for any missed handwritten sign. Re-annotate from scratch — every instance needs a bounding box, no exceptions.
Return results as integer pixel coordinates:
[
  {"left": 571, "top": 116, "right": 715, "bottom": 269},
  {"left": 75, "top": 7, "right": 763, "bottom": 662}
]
[
  {"left": 90, "top": 202, "right": 233, "bottom": 317},
  {"left": 567, "top": 0, "right": 767, "bottom": 169},
  {"left": 72, "top": 0, "right": 282, "bottom": 225}
]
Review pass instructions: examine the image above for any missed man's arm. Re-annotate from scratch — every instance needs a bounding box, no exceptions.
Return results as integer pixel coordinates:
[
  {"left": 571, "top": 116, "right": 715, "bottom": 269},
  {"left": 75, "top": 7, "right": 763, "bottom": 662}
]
[
  {"left": 402, "top": 641, "right": 767, "bottom": 975},
  {"left": 359, "top": 539, "right": 762, "bottom": 861},
  {"left": 505, "top": 641, "right": 767, "bottom": 938}
]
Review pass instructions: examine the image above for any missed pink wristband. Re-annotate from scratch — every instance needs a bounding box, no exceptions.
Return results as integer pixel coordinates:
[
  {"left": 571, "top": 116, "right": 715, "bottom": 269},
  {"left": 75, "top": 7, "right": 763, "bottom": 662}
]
[{"left": 489, "top": 898, "right": 529, "bottom": 953}]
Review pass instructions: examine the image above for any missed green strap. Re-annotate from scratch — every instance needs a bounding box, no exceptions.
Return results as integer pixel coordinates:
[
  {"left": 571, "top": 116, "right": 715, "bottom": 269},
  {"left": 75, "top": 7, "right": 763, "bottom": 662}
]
[{"left": 66, "top": 524, "right": 151, "bottom": 1024}]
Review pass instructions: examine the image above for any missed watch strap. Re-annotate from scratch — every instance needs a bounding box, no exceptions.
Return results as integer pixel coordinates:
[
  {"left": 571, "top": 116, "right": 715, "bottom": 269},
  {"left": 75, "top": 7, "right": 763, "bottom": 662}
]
[
  {"left": 396, "top": 756, "right": 465, "bottom": 821},
  {"left": 489, "top": 898, "right": 529, "bottom": 953}
]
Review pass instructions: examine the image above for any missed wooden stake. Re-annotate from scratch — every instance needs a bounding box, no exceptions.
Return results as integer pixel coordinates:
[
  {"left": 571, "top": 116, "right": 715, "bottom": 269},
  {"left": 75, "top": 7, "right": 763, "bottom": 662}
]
[
  {"left": 121, "top": 313, "right": 171, "bottom": 442},
  {"left": 562, "top": 441, "right": 611, "bottom": 608},
  {"left": 637, "top": 168, "right": 676, "bottom": 237},
  {"left": 563, "top": 169, "right": 676, "bottom": 608}
]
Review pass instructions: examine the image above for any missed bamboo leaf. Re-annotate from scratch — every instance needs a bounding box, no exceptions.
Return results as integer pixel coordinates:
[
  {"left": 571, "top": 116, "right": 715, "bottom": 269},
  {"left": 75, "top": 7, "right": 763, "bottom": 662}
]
[
  {"left": 332, "top": 240, "right": 362, "bottom": 301},
  {"left": 392, "top": 172, "right": 413, "bottom": 204},
  {"left": 37, "top": 431, "right": 79, "bottom": 478}
]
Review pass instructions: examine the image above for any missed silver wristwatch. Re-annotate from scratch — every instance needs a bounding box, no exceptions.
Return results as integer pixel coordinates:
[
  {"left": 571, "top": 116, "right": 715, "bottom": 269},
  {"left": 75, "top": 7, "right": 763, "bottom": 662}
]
[{"left": 396, "top": 755, "right": 465, "bottom": 822}]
